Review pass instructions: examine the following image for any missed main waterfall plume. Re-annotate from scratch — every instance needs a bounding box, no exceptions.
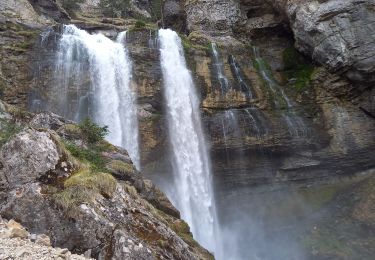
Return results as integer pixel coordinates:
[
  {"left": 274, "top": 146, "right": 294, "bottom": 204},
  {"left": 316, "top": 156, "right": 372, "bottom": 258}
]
[
  {"left": 158, "top": 29, "right": 217, "bottom": 252},
  {"left": 45, "top": 25, "right": 140, "bottom": 169}
]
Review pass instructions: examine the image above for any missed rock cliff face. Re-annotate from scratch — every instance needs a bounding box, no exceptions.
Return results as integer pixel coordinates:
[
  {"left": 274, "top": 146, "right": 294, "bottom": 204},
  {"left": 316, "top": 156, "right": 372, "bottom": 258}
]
[
  {"left": 273, "top": 0, "right": 375, "bottom": 84},
  {"left": 0, "top": 0, "right": 374, "bottom": 259}
]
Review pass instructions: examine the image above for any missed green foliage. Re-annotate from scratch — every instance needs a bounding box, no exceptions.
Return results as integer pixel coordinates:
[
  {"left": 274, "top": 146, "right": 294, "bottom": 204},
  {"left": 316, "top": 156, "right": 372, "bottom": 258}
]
[
  {"left": 135, "top": 20, "right": 146, "bottom": 28},
  {"left": 60, "top": 123, "right": 82, "bottom": 137},
  {"left": 107, "top": 160, "right": 135, "bottom": 175},
  {"left": 52, "top": 169, "right": 117, "bottom": 217},
  {"left": 0, "top": 79, "right": 6, "bottom": 97},
  {"left": 282, "top": 47, "right": 314, "bottom": 91},
  {"left": 61, "top": 0, "right": 85, "bottom": 12},
  {"left": 64, "top": 169, "right": 116, "bottom": 197},
  {"left": 0, "top": 120, "right": 22, "bottom": 147},
  {"left": 64, "top": 142, "right": 107, "bottom": 171},
  {"left": 79, "top": 118, "right": 109, "bottom": 145},
  {"left": 252, "top": 56, "right": 289, "bottom": 110},
  {"left": 180, "top": 35, "right": 193, "bottom": 50}
]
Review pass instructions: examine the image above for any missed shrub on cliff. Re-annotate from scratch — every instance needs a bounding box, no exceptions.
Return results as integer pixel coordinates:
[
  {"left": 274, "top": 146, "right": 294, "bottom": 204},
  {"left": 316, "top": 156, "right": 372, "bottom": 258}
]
[
  {"left": 79, "top": 118, "right": 109, "bottom": 145},
  {"left": 283, "top": 47, "right": 314, "bottom": 91}
]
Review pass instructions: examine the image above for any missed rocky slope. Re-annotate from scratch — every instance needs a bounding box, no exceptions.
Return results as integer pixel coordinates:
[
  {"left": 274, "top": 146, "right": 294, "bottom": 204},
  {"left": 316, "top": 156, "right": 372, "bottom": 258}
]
[
  {"left": 0, "top": 0, "right": 374, "bottom": 259},
  {"left": 0, "top": 217, "right": 90, "bottom": 259},
  {"left": 0, "top": 101, "right": 212, "bottom": 259}
]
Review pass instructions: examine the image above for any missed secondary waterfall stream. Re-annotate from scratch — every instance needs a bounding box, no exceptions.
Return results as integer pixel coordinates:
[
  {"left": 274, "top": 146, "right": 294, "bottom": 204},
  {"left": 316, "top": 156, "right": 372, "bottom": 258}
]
[
  {"left": 158, "top": 29, "right": 217, "bottom": 252},
  {"left": 39, "top": 25, "right": 140, "bottom": 169}
]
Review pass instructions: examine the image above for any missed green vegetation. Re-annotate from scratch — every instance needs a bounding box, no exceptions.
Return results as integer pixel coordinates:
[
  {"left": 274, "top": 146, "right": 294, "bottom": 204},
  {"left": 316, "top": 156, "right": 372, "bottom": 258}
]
[
  {"left": 282, "top": 47, "right": 314, "bottom": 91},
  {"left": 298, "top": 181, "right": 353, "bottom": 211},
  {"left": 52, "top": 120, "right": 117, "bottom": 217},
  {"left": 64, "top": 169, "right": 116, "bottom": 197},
  {"left": 64, "top": 142, "right": 107, "bottom": 171},
  {"left": 252, "top": 56, "right": 289, "bottom": 110},
  {"left": 62, "top": 119, "right": 112, "bottom": 171},
  {"left": 52, "top": 169, "right": 116, "bottom": 217},
  {"left": 180, "top": 33, "right": 210, "bottom": 51},
  {"left": 0, "top": 120, "right": 22, "bottom": 147},
  {"left": 107, "top": 160, "right": 135, "bottom": 175},
  {"left": 0, "top": 78, "right": 6, "bottom": 97},
  {"left": 170, "top": 220, "right": 214, "bottom": 259},
  {"left": 60, "top": 123, "right": 82, "bottom": 137},
  {"left": 135, "top": 20, "right": 146, "bottom": 29},
  {"left": 181, "top": 35, "right": 193, "bottom": 50},
  {"left": 79, "top": 118, "right": 109, "bottom": 145}
]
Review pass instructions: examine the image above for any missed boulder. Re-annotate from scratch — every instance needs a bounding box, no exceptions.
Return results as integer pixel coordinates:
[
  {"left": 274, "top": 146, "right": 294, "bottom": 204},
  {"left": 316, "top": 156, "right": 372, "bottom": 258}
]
[
  {"left": 30, "top": 112, "right": 71, "bottom": 130},
  {"left": 271, "top": 0, "right": 375, "bottom": 84},
  {"left": 0, "top": 0, "right": 53, "bottom": 28},
  {"left": 0, "top": 129, "right": 60, "bottom": 189},
  {"left": 5, "top": 219, "right": 29, "bottom": 239},
  {"left": 185, "top": 0, "right": 245, "bottom": 36},
  {"left": 28, "top": 0, "right": 71, "bottom": 22}
]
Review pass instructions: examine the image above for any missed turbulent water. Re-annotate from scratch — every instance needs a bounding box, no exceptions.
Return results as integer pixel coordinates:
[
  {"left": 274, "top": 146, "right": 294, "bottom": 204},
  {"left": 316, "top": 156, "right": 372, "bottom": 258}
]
[
  {"left": 158, "top": 28, "right": 217, "bottom": 252},
  {"left": 50, "top": 25, "right": 140, "bottom": 169}
]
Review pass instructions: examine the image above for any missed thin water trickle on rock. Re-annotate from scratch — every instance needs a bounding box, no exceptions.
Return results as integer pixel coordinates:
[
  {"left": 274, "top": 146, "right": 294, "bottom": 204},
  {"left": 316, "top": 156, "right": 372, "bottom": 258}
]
[
  {"left": 229, "top": 55, "right": 253, "bottom": 99},
  {"left": 252, "top": 46, "right": 308, "bottom": 138},
  {"left": 211, "top": 43, "right": 230, "bottom": 95}
]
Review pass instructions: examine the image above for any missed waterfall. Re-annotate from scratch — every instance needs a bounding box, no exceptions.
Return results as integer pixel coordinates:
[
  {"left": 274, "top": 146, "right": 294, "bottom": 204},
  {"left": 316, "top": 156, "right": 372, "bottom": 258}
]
[
  {"left": 252, "top": 46, "right": 308, "bottom": 137},
  {"left": 229, "top": 55, "right": 253, "bottom": 99},
  {"left": 53, "top": 25, "right": 140, "bottom": 169},
  {"left": 211, "top": 43, "right": 230, "bottom": 94},
  {"left": 158, "top": 28, "right": 217, "bottom": 252}
]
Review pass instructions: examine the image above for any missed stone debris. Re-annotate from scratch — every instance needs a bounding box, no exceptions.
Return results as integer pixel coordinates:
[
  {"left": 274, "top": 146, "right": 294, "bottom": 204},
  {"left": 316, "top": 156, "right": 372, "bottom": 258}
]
[{"left": 0, "top": 217, "right": 91, "bottom": 260}]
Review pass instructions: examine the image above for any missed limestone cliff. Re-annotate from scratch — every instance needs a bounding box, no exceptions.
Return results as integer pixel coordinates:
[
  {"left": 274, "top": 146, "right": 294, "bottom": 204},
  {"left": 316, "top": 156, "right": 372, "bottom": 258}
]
[{"left": 0, "top": 0, "right": 374, "bottom": 259}]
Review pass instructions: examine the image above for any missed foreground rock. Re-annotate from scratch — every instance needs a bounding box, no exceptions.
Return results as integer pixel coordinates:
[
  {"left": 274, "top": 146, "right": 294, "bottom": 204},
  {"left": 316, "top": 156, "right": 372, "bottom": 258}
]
[
  {"left": 0, "top": 217, "right": 90, "bottom": 260},
  {"left": 0, "top": 109, "right": 212, "bottom": 260}
]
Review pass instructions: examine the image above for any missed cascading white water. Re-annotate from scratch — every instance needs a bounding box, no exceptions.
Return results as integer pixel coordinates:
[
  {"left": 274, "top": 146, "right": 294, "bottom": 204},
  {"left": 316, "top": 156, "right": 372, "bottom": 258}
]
[
  {"left": 158, "top": 28, "right": 217, "bottom": 252},
  {"left": 229, "top": 55, "right": 253, "bottom": 99},
  {"left": 211, "top": 43, "right": 230, "bottom": 94},
  {"left": 55, "top": 25, "right": 140, "bottom": 169}
]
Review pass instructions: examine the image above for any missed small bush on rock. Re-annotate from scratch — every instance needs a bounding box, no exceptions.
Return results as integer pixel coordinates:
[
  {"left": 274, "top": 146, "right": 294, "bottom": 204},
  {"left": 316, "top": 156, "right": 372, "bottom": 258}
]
[
  {"left": 52, "top": 169, "right": 117, "bottom": 217},
  {"left": 282, "top": 47, "right": 314, "bottom": 91},
  {"left": 79, "top": 118, "right": 109, "bottom": 145},
  {"left": 64, "top": 142, "right": 107, "bottom": 171},
  {"left": 135, "top": 20, "right": 146, "bottom": 28}
]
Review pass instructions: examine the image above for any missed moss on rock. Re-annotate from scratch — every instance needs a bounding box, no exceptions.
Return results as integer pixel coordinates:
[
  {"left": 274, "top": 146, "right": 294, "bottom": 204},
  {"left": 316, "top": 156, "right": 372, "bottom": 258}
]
[
  {"left": 107, "top": 159, "right": 135, "bottom": 175},
  {"left": 282, "top": 47, "right": 314, "bottom": 91}
]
